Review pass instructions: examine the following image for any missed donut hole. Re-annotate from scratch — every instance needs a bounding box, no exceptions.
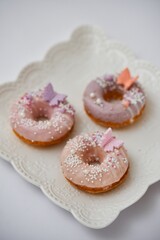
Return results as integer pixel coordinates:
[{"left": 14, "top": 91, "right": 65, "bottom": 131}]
[
  {"left": 83, "top": 147, "right": 105, "bottom": 165},
  {"left": 85, "top": 154, "right": 101, "bottom": 165},
  {"left": 31, "top": 102, "right": 52, "bottom": 122},
  {"left": 35, "top": 115, "right": 49, "bottom": 121},
  {"left": 103, "top": 89, "right": 123, "bottom": 102},
  {"left": 33, "top": 108, "right": 50, "bottom": 122}
]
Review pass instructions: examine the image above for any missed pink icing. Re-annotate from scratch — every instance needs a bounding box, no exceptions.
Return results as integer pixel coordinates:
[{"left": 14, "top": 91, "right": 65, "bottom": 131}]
[
  {"left": 10, "top": 84, "right": 75, "bottom": 143},
  {"left": 83, "top": 74, "right": 145, "bottom": 124},
  {"left": 61, "top": 131, "right": 129, "bottom": 189}
]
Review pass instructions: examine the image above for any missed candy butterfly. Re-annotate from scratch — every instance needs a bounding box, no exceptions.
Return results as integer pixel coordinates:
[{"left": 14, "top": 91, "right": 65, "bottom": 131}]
[
  {"left": 117, "top": 68, "right": 138, "bottom": 90},
  {"left": 101, "top": 128, "right": 124, "bottom": 152},
  {"left": 43, "top": 83, "right": 67, "bottom": 106}
]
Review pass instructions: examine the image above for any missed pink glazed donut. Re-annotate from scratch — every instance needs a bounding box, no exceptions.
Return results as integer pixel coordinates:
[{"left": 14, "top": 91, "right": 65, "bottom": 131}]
[
  {"left": 83, "top": 68, "right": 146, "bottom": 128},
  {"left": 10, "top": 83, "right": 75, "bottom": 146},
  {"left": 61, "top": 128, "right": 129, "bottom": 193}
]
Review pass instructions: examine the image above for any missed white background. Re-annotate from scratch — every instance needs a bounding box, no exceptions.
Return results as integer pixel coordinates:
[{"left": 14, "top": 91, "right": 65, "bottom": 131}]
[{"left": 0, "top": 1, "right": 160, "bottom": 239}]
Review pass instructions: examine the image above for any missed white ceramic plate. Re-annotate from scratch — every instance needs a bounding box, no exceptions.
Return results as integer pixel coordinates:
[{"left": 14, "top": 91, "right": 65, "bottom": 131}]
[{"left": 0, "top": 26, "right": 160, "bottom": 229}]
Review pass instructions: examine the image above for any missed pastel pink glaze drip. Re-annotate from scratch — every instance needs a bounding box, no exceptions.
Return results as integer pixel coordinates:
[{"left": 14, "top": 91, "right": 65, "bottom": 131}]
[
  {"left": 83, "top": 74, "right": 145, "bottom": 124},
  {"left": 61, "top": 131, "right": 129, "bottom": 189},
  {"left": 10, "top": 86, "right": 75, "bottom": 143}
]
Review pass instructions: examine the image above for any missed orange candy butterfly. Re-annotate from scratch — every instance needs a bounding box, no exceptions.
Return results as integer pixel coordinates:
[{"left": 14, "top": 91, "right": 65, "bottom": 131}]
[{"left": 117, "top": 68, "right": 138, "bottom": 90}]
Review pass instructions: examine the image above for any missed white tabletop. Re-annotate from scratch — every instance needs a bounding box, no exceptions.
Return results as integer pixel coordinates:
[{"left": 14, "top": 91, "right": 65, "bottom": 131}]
[{"left": 0, "top": 1, "right": 160, "bottom": 239}]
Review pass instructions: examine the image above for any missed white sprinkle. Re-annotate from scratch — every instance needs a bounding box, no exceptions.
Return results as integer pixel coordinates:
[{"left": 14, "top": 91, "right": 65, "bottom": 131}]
[
  {"left": 83, "top": 169, "right": 89, "bottom": 175},
  {"left": 96, "top": 98, "right": 102, "bottom": 105},
  {"left": 90, "top": 92, "right": 95, "bottom": 98},
  {"left": 20, "top": 111, "right": 25, "bottom": 117},
  {"left": 71, "top": 149, "right": 75, "bottom": 154}
]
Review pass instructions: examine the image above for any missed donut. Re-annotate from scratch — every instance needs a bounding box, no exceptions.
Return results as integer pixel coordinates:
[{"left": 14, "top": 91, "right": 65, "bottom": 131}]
[
  {"left": 10, "top": 83, "right": 75, "bottom": 146},
  {"left": 61, "top": 128, "right": 129, "bottom": 193},
  {"left": 83, "top": 68, "right": 146, "bottom": 128}
]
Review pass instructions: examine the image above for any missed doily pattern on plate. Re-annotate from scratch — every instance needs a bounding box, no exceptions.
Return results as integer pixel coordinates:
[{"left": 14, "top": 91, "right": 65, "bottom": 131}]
[{"left": 0, "top": 25, "right": 160, "bottom": 228}]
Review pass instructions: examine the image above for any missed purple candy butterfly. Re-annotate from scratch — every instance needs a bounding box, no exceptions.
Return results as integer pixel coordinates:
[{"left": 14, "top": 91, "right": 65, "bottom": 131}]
[
  {"left": 43, "top": 83, "right": 67, "bottom": 106},
  {"left": 101, "top": 128, "right": 124, "bottom": 152}
]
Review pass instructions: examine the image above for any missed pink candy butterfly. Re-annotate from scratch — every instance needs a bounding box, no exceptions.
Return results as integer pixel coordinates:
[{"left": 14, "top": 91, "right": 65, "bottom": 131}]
[
  {"left": 101, "top": 128, "right": 124, "bottom": 152},
  {"left": 43, "top": 83, "right": 67, "bottom": 106}
]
